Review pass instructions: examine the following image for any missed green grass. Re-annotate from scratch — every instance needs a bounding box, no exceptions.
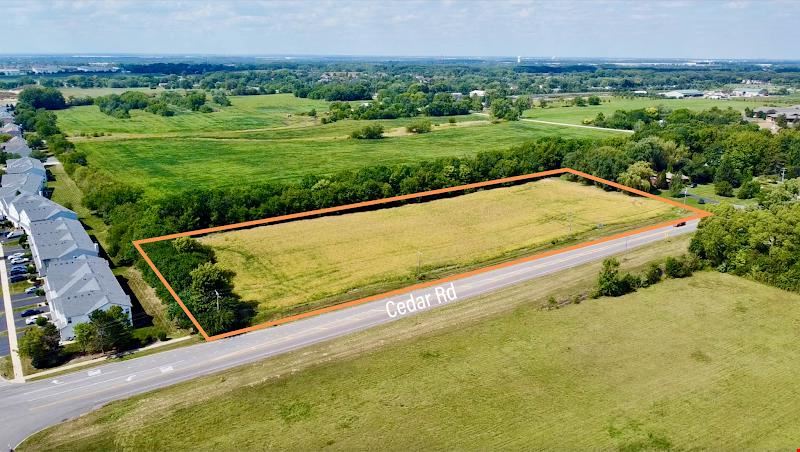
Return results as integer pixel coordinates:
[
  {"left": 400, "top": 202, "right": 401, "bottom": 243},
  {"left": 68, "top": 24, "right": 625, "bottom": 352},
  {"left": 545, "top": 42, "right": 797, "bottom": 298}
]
[
  {"left": 21, "top": 259, "right": 800, "bottom": 450},
  {"left": 73, "top": 118, "right": 615, "bottom": 195},
  {"left": 57, "top": 94, "right": 331, "bottom": 135},
  {"left": 523, "top": 96, "right": 793, "bottom": 125},
  {"left": 58, "top": 87, "right": 174, "bottom": 98},
  {"left": 48, "top": 163, "right": 111, "bottom": 246}
]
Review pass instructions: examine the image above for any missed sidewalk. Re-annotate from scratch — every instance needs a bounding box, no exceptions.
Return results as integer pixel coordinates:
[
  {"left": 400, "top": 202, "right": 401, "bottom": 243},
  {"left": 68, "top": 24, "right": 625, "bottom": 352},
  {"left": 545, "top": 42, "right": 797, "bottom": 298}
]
[
  {"left": 0, "top": 243, "right": 24, "bottom": 382},
  {"left": 25, "top": 334, "right": 193, "bottom": 380}
]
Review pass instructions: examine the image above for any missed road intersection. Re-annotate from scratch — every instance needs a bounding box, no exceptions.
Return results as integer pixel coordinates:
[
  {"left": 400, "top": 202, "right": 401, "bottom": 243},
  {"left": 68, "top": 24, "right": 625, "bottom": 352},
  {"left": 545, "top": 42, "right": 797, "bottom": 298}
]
[{"left": 0, "top": 220, "right": 697, "bottom": 447}]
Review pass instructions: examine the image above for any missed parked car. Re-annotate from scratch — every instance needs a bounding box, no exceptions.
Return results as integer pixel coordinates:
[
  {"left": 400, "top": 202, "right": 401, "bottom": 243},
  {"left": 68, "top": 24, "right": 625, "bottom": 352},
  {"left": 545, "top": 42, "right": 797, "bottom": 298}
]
[
  {"left": 9, "top": 257, "right": 29, "bottom": 265},
  {"left": 8, "top": 274, "right": 26, "bottom": 283},
  {"left": 20, "top": 309, "right": 42, "bottom": 317},
  {"left": 9, "top": 268, "right": 27, "bottom": 276},
  {"left": 6, "top": 253, "right": 24, "bottom": 260},
  {"left": 24, "top": 286, "right": 40, "bottom": 294},
  {"left": 10, "top": 265, "right": 28, "bottom": 272},
  {"left": 25, "top": 314, "right": 48, "bottom": 325},
  {"left": 5, "top": 230, "right": 23, "bottom": 240}
]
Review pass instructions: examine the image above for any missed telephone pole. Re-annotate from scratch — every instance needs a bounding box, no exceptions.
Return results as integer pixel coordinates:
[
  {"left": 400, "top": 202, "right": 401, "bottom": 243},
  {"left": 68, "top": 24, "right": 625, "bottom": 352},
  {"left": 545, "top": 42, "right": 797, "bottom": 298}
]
[{"left": 214, "top": 289, "right": 220, "bottom": 311}]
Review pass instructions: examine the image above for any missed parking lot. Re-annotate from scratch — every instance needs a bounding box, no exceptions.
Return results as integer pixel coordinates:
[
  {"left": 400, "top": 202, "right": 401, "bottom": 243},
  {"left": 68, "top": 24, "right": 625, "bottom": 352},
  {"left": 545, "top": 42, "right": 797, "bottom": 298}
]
[{"left": 0, "top": 229, "right": 48, "bottom": 357}]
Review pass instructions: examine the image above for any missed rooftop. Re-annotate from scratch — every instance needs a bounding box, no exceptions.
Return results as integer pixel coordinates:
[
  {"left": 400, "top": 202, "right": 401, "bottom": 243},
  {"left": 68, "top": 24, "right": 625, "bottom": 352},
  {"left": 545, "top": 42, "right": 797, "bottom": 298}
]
[
  {"left": 29, "top": 217, "right": 96, "bottom": 262},
  {"left": 46, "top": 255, "right": 131, "bottom": 319}
]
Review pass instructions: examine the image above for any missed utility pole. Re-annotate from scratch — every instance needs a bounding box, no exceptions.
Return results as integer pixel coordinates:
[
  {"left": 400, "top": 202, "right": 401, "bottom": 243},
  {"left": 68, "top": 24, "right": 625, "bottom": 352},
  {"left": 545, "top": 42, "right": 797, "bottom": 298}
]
[
  {"left": 214, "top": 289, "right": 220, "bottom": 311},
  {"left": 781, "top": 167, "right": 786, "bottom": 183}
]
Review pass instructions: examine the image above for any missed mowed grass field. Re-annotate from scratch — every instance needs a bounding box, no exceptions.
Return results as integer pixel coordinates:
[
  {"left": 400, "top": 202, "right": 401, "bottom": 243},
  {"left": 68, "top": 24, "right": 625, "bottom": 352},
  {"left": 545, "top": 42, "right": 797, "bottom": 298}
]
[
  {"left": 522, "top": 96, "right": 785, "bottom": 125},
  {"left": 200, "top": 178, "right": 682, "bottom": 323},
  {"left": 55, "top": 94, "right": 623, "bottom": 196},
  {"left": 22, "top": 262, "right": 800, "bottom": 450}
]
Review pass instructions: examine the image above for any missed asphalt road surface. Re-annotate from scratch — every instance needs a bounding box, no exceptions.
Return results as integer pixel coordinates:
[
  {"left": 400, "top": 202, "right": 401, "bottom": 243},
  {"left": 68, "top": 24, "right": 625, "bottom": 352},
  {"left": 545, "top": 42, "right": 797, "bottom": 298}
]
[{"left": 0, "top": 220, "right": 697, "bottom": 448}]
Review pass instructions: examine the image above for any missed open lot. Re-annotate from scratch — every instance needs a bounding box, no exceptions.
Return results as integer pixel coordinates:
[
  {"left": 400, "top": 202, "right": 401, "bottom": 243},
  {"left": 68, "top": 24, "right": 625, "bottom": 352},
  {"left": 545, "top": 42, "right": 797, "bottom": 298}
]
[
  {"left": 21, "top": 261, "right": 800, "bottom": 450},
  {"left": 56, "top": 94, "right": 621, "bottom": 196},
  {"left": 523, "top": 96, "right": 796, "bottom": 125},
  {"left": 198, "top": 177, "right": 682, "bottom": 324}
]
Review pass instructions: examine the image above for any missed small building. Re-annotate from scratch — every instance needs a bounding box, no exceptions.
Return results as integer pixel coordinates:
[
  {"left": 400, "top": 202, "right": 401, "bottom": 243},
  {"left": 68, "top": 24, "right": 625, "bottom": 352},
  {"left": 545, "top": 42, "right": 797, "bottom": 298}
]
[
  {"left": 5, "top": 193, "right": 78, "bottom": 232},
  {"left": 451, "top": 92, "right": 464, "bottom": 101},
  {"left": 44, "top": 255, "right": 132, "bottom": 342},
  {"left": 731, "top": 87, "right": 766, "bottom": 98},
  {"left": 0, "top": 173, "right": 45, "bottom": 196},
  {"left": 28, "top": 218, "right": 98, "bottom": 275},
  {"left": 660, "top": 89, "right": 703, "bottom": 99},
  {"left": 469, "top": 90, "right": 486, "bottom": 98},
  {"left": 0, "top": 187, "right": 19, "bottom": 220},
  {"left": 2, "top": 136, "right": 32, "bottom": 158}
]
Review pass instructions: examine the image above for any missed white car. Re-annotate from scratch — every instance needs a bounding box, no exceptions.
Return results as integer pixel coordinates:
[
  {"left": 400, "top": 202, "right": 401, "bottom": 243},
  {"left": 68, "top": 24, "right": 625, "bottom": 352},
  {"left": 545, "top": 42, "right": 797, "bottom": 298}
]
[
  {"left": 9, "top": 257, "right": 29, "bottom": 265},
  {"left": 25, "top": 314, "right": 48, "bottom": 325},
  {"left": 6, "top": 253, "right": 24, "bottom": 260},
  {"left": 5, "top": 230, "right": 23, "bottom": 240}
]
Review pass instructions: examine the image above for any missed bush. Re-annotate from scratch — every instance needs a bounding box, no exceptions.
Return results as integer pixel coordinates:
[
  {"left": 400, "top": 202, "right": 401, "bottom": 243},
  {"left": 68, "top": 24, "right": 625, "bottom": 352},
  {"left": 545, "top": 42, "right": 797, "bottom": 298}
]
[
  {"left": 594, "top": 258, "right": 639, "bottom": 297},
  {"left": 642, "top": 263, "right": 663, "bottom": 287},
  {"left": 350, "top": 124, "right": 384, "bottom": 139},
  {"left": 664, "top": 255, "right": 697, "bottom": 278},
  {"left": 737, "top": 179, "right": 761, "bottom": 199},
  {"left": 406, "top": 119, "right": 432, "bottom": 134},
  {"left": 714, "top": 180, "right": 734, "bottom": 197},
  {"left": 157, "top": 331, "right": 169, "bottom": 341}
]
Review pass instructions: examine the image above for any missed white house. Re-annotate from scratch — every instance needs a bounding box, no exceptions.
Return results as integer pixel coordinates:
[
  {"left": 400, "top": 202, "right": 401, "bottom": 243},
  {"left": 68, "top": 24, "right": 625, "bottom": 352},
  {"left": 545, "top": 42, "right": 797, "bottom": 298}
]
[
  {"left": 0, "top": 123, "right": 21, "bottom": 137},
  {"left": 44, "top": 255, "right": 132, "bottom": 342},
  {"left": 5, "top": 157, "right": 46, "bottom": 179},
  {"left": 28, "top": 218, "right": 98, "bottom": 275},
  {"left": 469, "top": 90, "right": 486, "bottom": 98},
  {"left": 5, "top": 193, "right": 77, "bottom": 233},
  {"left": 1, "top": 173, "right": 45, "bottom": 196}
]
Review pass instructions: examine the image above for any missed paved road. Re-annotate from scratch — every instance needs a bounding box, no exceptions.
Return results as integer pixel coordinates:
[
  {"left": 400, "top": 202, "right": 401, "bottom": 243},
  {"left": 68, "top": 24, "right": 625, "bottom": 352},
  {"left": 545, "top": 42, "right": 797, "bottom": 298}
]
[
  {"left": 0, "top": 221, "right": 697, "bottom": 447},
  {"left": 520, "top": 117, "right": 635, "bottom": 133}
]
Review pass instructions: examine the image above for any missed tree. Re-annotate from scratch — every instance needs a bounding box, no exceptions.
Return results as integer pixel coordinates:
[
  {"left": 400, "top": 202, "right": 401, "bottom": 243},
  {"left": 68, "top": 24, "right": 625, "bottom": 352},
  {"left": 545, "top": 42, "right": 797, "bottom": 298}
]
[
  {"left": 490, "top": 98, "right": 519, "bottom": 121},
  {"left": 776, "top": 114, "right": 788, "bottom": 128},
  {"left": 594, "top": 258, "right": 639, "bottom": 297},
  {"left": 617, "top": 161, "right": 654, "bottom": 192},
  {"left": 574, "top": 96, "right": 587, "bottom": 107},
  {"left": 73, "top": 322, "right": 96, "bottom": 353},
  {"left": 737, "top": 179, "right": 761, "bottom": 199},
  {"left": 86, "top": 306, "right": 134, "bottom": 353},
  {"left": 587, "top": 95, "right": 601, "bottom": 105},
  {"left": 18, "top": 321, "right": 62, "bottom": 368},
  {"left": 714, "top": 180, "right": 734, "bottom": 197}
]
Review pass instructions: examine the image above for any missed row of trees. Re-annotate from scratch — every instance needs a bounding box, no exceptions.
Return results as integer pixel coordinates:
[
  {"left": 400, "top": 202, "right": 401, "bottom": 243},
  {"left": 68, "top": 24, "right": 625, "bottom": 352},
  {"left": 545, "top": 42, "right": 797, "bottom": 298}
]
[
  {"left": 91, "top": 90, "right": 225, "bottom": 118},
  {"left": 594, "top": 254, "right": 698, "bottom": 298}
]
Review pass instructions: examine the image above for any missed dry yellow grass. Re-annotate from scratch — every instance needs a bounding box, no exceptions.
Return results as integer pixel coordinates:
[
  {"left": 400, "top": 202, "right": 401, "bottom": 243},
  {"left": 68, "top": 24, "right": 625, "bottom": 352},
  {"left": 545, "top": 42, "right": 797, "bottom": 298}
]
[{"left": 201, "top": 178, "right": 681, "bottom": 321}]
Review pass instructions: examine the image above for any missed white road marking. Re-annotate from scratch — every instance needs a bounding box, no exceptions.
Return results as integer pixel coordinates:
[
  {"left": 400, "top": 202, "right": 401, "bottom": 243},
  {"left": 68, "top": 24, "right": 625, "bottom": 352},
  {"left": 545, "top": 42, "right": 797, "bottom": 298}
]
[
  {"left": 159, "top": 365, "right": 174, "bottom": 373},
  {"left": 125, "top": 375, "right": 136, "bottom": 382},
  {"left": 87, "top": 369, "right": 101, "bottom": 377}
]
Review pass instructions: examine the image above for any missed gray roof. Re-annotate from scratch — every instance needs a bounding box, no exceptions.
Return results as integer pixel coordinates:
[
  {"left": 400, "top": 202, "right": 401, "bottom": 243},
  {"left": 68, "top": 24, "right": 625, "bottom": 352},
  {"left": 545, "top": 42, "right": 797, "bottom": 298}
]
[
  {"left": 2, "top": 136, "right": 31, "bottom": 157},
  {"left": 10, "top": 193, "right": 76, "bottom": 223},
  {"left": 755, "top": 105, "right": 800, "bottom": 115},
  {"left": 46, "top": 255, "right": 131, "bottom": 319},
  {"left": 30, "top": 218, "right": 96, "bottom": 262},
  {"left": 5, "top": 157, "right": 46, "bottom": 177},
  {"left": 1, "top": 173, "right": 44, "bottom": 195},
  {"left": 0, "top": 123, "right": 21, "bottom": 136},
  {"left": 0, "top": 186, "right": 18, "bottom": 204}
]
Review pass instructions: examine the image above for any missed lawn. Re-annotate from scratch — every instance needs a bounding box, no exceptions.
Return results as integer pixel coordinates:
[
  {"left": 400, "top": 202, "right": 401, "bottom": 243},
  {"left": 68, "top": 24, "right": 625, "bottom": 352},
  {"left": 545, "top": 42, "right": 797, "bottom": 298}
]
[
  {"left": 199, "top": 178, "right": 683, "bottom": 323},
  {"left": 21, "top": 258, "right": 800, "bottom": 450},
  {"left": 74, "top": 117, "right": 617, "bottom": 196},
  {"left": 522, "top": 96, "right": 792, "bottom": 125},
  {"left": 56, "top": 94, "right": 621, "bottom": 196}
]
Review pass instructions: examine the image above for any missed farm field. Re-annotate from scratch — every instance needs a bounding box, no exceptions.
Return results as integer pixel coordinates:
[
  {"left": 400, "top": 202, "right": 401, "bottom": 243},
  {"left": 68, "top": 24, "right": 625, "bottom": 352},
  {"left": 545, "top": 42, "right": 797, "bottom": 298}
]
[
  {"left": 198, "top": 177, "right": 683, "bottom": 324},
  {"left": 522, "top": 96, "right": 793, "bottom": 125},
  {"left": 22, "top": 264, "right": 800, "bottom": 450},
  {"left": 55, "top": 93, "right": 622, "bottom": 196}
]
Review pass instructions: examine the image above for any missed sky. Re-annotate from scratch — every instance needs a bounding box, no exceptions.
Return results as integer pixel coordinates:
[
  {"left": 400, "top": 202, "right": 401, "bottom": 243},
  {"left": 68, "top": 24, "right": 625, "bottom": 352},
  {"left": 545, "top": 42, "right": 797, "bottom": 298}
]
[{"left": 4, "top": 0, "right": 798, "bottom": 60}]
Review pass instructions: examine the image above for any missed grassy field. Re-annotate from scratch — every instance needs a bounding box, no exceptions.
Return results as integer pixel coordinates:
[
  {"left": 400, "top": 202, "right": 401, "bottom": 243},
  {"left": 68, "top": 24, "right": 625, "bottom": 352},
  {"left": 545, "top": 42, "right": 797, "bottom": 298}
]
[
  {"left": 55, "top": 94, "right": 621, "bottom": 196},
  {"left": 22, "top": 239, "right": 800, "bottom": 450},
  {"left": 523, "top": 96, "right": 792, "bottom": 125},
  {"left": 199, "top": 178, "right": 682, "bottom": 323}
]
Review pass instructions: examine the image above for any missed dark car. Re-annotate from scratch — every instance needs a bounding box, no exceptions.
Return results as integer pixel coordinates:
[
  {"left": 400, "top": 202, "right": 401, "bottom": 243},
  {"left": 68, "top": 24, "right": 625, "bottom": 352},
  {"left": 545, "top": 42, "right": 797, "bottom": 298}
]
[
  {"left": 9, "top": 274, "right": 27, "bottom": 283},
  {"left": 9, "top": 267, "right": 27, "bottom": 275},
  {"left": 674, "top": 221, "right": 687, "bottom": 227},
  {"left": 20, "top": 309, "right": 42, "bottom": 317}
]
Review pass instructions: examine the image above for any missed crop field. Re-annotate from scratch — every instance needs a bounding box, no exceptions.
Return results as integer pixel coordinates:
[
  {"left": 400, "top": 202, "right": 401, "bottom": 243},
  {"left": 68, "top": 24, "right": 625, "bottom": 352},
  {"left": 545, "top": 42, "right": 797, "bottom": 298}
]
[
  {"left": 22, "top": 262, "right": 800, "bottom": 450},
  {"left": 522, "top": 96, "right": 788, "bottom": 125},
  {"left": 55, "top": 94, "right": 621, "bottom": 196},
  {"left": 199, "top": 178, "right": 682, "bottom": 323}
]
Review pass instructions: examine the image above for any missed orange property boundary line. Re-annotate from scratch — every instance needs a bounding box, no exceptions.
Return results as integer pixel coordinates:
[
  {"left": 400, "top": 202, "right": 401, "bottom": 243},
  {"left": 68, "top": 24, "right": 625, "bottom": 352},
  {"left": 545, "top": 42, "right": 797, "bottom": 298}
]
[{"left": 133, "top": 168, "right": 712, "bottom": 341}]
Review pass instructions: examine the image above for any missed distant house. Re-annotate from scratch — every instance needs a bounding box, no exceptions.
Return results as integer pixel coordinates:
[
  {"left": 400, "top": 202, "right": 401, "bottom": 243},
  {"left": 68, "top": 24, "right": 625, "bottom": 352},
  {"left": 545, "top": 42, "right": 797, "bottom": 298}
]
[
  {"left": 660, "top": 89, "right": 703, "bottom": 99},
  {"left": 44, "top": 255, "right": 132, "bottom": 342},
  {"left": 469, "top": 90, "right": 486, "bottom": 98},
  {"left": 0, "top": 173, "right": 45, "bottom": 196},
  {"left": 451, "top": 92, "right": 464, "bottom": 101},
  {"left": 731, "top": 87, "right": 766, "bottom": 98},
  {"left": 28, "top": 217, "right": 99, "bottom": 275},
  {"left": 1, "top": 136, "right": 32, "bottom": 158},
  {"left": 0, "top": 123, "right": 21, "bottom": 137},
  {"left": 5, "top": 157, "right": 46, "bottom": 179},
  {"left": 5, "top": 193, "right": 78, "bottom": 232},
  {"left": 755, "top": 105, "right": 800, "bottom": 126}
]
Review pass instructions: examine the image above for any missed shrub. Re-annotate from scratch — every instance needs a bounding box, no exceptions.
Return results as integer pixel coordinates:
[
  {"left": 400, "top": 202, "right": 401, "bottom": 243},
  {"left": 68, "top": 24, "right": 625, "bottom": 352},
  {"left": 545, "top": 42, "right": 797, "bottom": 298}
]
[
  {"left": 664, "top": 255, "right": 697, "bottom": 278},
  {"left": 642, "top": 263, "right": 663, "bottom": 287},
  {"left": 737, "top": 179, "right": 761, "bottom": 199},
  {"left": 350, "top": 124, "right": 384, "bottom": 139},
  {"left": 157, "top": 331, "right": 168, "bottom": 341},
  {"left": 406, "top": 119, "right": 432, "bottom": 134},
  {"left": 714, "top": 180, "right": 734, "bottom": 197}
]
